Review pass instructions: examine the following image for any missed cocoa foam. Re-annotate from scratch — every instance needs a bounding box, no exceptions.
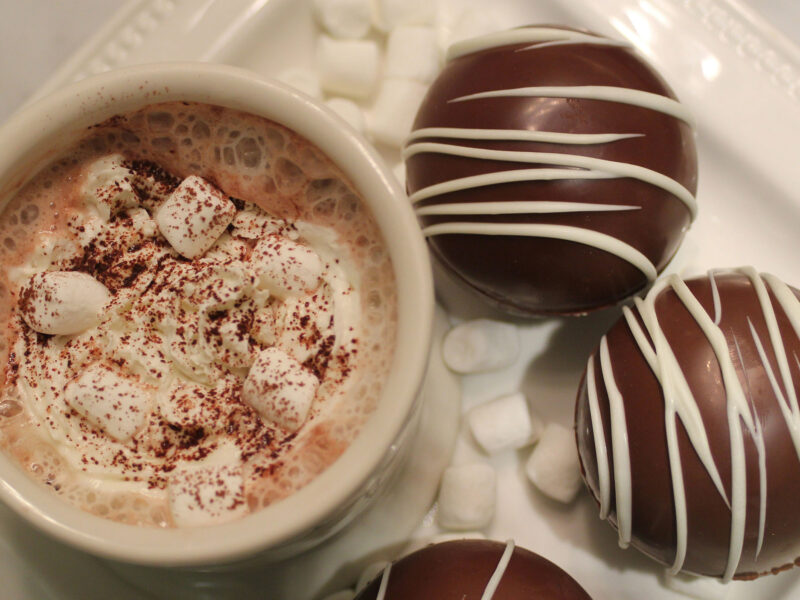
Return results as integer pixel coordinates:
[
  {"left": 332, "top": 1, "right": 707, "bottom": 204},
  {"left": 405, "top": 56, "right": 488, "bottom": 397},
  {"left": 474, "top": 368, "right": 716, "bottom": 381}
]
[{"left": 0, "top": 102, "right": 397, "bottom": 527}]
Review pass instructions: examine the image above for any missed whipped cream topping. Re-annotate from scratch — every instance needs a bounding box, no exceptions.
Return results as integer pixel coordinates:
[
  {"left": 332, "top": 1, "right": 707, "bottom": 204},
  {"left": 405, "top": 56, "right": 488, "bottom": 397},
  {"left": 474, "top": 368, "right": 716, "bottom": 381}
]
[{"left": 4, "top": 155, "right": 361, "bottom": 524}]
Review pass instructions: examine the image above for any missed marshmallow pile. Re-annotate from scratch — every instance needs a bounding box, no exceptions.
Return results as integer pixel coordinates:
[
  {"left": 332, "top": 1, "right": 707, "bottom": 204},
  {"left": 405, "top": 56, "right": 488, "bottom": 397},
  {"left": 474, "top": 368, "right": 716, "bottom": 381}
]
[
  {"left": 13, "top": 155, "right": 356, "bottom": 526},
  {"left": 278, "top": 0, "right": 509, "bottom": 162},
  {"left": 433, "top": 319, "right": 583, "bottom": 534}
]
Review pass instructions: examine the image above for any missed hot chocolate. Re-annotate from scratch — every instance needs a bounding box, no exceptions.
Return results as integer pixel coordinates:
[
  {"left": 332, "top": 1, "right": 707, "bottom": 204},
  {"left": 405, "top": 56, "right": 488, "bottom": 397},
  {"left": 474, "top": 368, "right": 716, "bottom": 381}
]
[{"left": 0, "top": 101, "right": 397, "bottom": 528}]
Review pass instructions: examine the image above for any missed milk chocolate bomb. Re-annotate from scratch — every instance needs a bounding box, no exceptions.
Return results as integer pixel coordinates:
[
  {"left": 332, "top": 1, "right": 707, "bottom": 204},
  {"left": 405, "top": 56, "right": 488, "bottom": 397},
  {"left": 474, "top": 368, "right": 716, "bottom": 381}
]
[
  {"left": 405, "top": 26, "right": 698, "bottom": 315},
  {"left": 355, "top": 539, "right": 592, "bottom": 599},
  {"left": 575, "top": 268, "right": 800, "bottom": 579}
]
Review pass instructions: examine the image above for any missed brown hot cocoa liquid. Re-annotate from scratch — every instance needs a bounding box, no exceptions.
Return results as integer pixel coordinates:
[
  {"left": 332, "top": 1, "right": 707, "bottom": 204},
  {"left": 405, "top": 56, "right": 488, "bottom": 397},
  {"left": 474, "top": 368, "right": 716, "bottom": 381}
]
[{"left": 0, "top": 102, "right": 397, "bottom": 527}]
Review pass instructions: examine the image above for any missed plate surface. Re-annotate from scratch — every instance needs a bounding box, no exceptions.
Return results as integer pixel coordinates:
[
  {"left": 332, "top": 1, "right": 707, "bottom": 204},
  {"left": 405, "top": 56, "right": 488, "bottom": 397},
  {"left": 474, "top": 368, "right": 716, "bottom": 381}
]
[{"left": 11, "top": 0, "right": 800, "bottom": 598}]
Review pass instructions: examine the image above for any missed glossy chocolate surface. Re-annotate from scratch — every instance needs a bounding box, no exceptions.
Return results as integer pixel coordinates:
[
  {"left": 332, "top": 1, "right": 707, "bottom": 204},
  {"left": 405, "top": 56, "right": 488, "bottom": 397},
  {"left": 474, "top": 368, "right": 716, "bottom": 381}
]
[
  {"left": 355, "top": 539, "right": 592, "bottom": 599},
  {"left": 406, "top": 26, "right": 697, "bottom": 315},
  {"left": 575, "top": 270, "right": 800, "bottom": 579}
]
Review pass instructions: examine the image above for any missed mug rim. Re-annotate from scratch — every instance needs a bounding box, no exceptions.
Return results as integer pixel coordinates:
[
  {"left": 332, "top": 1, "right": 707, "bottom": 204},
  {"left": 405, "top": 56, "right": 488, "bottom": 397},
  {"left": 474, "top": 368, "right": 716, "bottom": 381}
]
[{"left": 0, "top": 62, "right": 433, "bottom": 566}]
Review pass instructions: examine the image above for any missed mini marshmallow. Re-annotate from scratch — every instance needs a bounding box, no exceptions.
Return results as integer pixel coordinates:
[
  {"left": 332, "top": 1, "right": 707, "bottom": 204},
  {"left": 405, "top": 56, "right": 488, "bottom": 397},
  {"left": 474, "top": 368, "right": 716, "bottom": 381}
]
[
  {"left": 19, "top": 270, "right": 110, "bottom": 336},
  {"left": 441, "top": 319, "right": 519, "bottom": 374},
  {"left": 437, "top": 463, "right": 496, "bottom": 530},
  {"left": 242, "top": 347, "right": 320, "bottom": 432},
  {"left": 662, "top": 572, "right": 731, "bottom": 600},
  {"left": 525, "top": 423, "right": 583, "bottom": 503},
  {"left": 83, "top": 154, "right": 139, "bottom": 220},
  {"left": 325, "top": 97, "right": 367, "bottom": 134},
  {"left": 313, "top": 0, "right": 371, "bottom": 39},
  {"left": 155, "top": 175, "right": 237, "bottom": 259},
  {"left": 372, "top": 0, "right": 435, "bottom": 32},
  {"left": 64, "top": 363, "right": 153, "bottom": 443},
  {"left": 167, "top": 443, "right": 248, "bottom": 527},
  {"left": 368, "top": 78, "right": 428, "bottom": 148},
  {"left": 277, "top": 67, "right": 323, "bottom": 99},
  {"left": 250, "top": 234, "right": 324, "bottom": 299},
  {"left": 468, "top": 392, "right": 542, "bottom": 454},
  {"left": 316, "top": 35, "right": 381, "bottom": 99},
  {"left": 385, "top": 26, "right": 440, "bottom": 83}
]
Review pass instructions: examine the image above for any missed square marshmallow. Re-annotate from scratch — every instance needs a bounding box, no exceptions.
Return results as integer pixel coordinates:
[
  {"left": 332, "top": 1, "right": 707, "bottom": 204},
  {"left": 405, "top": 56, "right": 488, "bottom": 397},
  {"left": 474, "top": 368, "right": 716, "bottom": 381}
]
[
  {"left": 155, "top": 175, "right": 237, "bottom": 259},
  {"left": 368, "top": 78, "right": 428, "bottom": 148},
  {"left": 316, "top": 35, "right": 381, "bottom": 99},
  {"left": 437, "top": 463, "right": 496, "bottom": 530},
  {"left": 167, "top": 443, "right": 248, "bottom": 527},
  {"left": 64, "top": 363, "right": 152, "bottom": 443},
  {"left": 385, "top": 26, "right": 440, "bottom": 83},
  {"left": 242, "top": 347, "right": 320, "bottom": 432},
  {"left": 313, "top": 0, "right": 372, "bottom": 39},
  {"left": 468, "top": 392, "right": 542, "bottom": 454},
  {"left": 525, "top": 423, "right": 583, "bottom": 503}
]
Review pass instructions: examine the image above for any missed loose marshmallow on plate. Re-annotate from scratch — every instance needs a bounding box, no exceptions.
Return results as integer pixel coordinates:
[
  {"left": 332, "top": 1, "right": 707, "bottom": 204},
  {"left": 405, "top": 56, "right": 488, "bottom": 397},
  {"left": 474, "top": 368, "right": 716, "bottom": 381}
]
[
  {"left": 19, "top": 270, "right": 110, "bottom": 336},
  {"left": 64, "top": 363, "right": 153, "bottom": 442},
  {"left": 368, "top": 78, "right": 428, "bottom": 148},
  {"left": 437, "top": 463, "right": 496, "bottom": 530},
  {"left": 662, "top": 572, "right": 731, "bottom": 600},
  {"left": 250, "top": 234, "right": 324, "bottom": 299},
  {"left": 167, "top": 443, "right": 248, "bottom": 527},
  {"left": 242, "top": 347, "right": 320, "bottom": 432},
  {"left": 83, "top": 154, "right": 140, "bottom": 220},
  {"left": 277, "top": 67, "right": 323, "bottom": 99},
  {"left": 441, "top": 319, "right": 519, "bottom": 374},
  {"left": 325, "top": 97, "right": 367, "bottom": 134},
  {"left": 525, "top": 423, "right": 582, "bottom": 503},
  {"left": 385, "top": 26, "right": 440, "bottom": 83},
  {"left": 468, "top": 392, "right": 542, "bottom": 454},
  {"left": 155, "top": 175, "right": 237, "bottom": 259},
  {"left": 313, "top": 0, "right": 372, "bottom": 39},
  {"left": 371, "top": 0, "right": 435, "bottom": 32},
  {"left": 316, "top": 35, "right": 381, "bottom": 99}
]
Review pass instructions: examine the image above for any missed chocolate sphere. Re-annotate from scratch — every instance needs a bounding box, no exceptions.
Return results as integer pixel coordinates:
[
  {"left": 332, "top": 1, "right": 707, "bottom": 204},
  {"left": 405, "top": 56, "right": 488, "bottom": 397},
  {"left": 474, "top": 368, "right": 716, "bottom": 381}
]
[
  {"left": 575, "top": 268, "right": 800, "bottom": 579},
  {"left": 355, "top": 539, "right": 592, "bottom": 599},
  {"left": 405, "top": 26, "right": 698, "bottom": 316}
]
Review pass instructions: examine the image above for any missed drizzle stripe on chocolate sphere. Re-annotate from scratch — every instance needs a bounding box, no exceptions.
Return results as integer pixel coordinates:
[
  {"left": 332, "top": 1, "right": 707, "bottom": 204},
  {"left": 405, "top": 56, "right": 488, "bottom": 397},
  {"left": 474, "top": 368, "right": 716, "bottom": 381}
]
[
  {"left": 406, "top": 26, "right": 698, "bottom": 315},
  {"left": 575, "top": 268, "right": 800, "bottom": 579},
  {"left": 355, "top": 539, "right": 593, "bottom": 599}
]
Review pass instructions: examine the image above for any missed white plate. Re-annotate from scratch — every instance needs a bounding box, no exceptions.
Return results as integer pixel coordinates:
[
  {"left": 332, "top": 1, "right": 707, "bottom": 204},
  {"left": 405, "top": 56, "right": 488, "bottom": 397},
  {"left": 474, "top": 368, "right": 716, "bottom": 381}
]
[{"left": 14, "top": 0, "right": 800, "bottom": 598}]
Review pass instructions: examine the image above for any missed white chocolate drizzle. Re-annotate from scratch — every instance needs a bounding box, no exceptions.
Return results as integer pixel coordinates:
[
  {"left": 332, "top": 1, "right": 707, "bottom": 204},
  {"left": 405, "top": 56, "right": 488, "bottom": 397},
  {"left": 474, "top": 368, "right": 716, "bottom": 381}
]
[
  {"left": 481, "top": 539, "right": 516, "bottom": 600},
  {"left": 414, "top": 201, "right": 640, "bottom": 217},
  {"left": 407, "top": 127, "right": 644, "bottom": 145},
  {"left": 449, "top": 86, "right": 694, "bottom": 126},
  {"left": 404, "top": 142, "right": 697, "bottom": 218},
  {"left": 447, "top": 26, "right": 630, "bottom": 61},
  {"left": 586, "top": 267, "right": 800, "bottom": 580},
  {"left": 375, "top": 563, "right": 392, "bottom": 600},
  {"left": 422, "top": 221, "right": 657, "bottom": 281}
]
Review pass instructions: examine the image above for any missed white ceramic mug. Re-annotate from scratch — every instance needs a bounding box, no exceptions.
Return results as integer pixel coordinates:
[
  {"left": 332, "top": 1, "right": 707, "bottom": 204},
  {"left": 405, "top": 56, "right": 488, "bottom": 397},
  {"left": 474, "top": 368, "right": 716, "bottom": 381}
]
[{"left": 0, "top": 62, "right": 434, "bottom": 567}]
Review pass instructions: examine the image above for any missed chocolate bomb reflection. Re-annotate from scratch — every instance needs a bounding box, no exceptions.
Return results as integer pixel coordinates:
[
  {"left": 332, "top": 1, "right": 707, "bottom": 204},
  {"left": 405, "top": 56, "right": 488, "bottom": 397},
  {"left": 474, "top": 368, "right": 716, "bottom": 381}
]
[
  {"left": 575, "top": 268, "right": 800, "bottom": 579},
  {"left": 355, "top": 539, "right": 592, "bottom": 599},
  {"left": 405, "top": 26, "right": 698, "bottom": 315}
]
